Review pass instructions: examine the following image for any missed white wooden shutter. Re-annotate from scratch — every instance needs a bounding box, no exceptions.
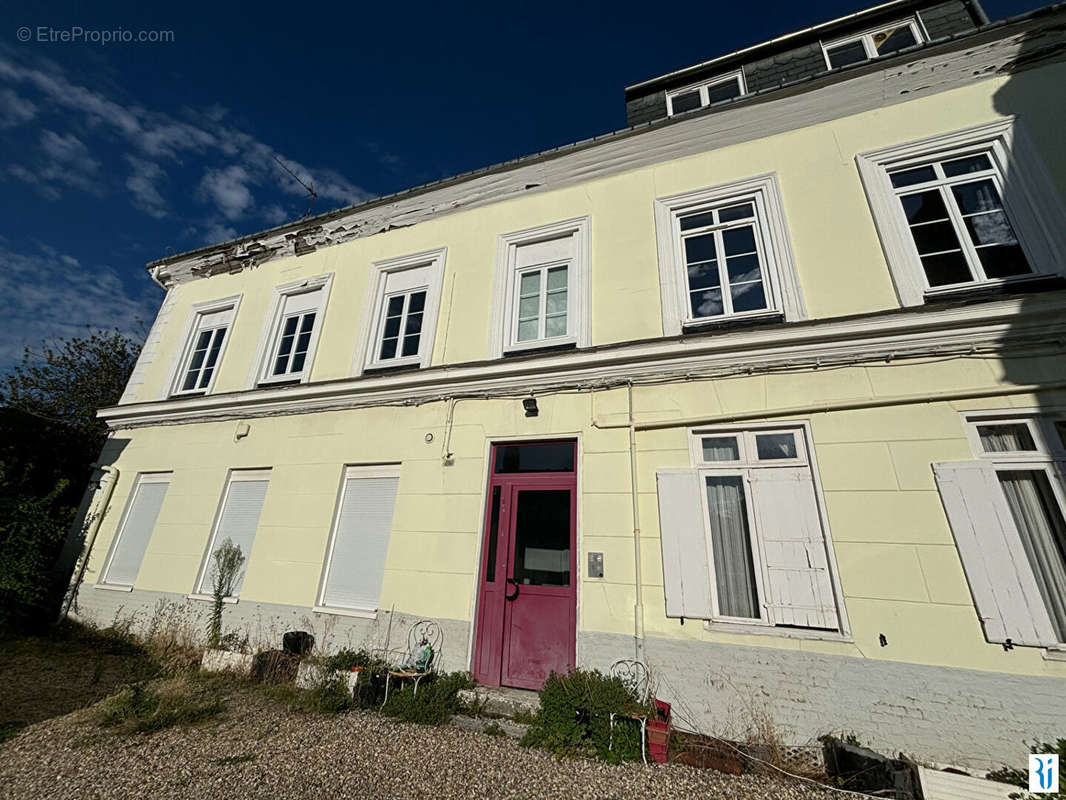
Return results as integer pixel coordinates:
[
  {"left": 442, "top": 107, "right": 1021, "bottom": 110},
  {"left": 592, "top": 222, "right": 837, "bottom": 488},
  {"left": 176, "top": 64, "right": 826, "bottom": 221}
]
[
  {"left": 749, "top": 467, "right": 840, "bottom": 630},
  {"left": 283, "top": 287, "right": 322, "bottom": 315},
  {"left": 321, "top": 473, "right": 399, "bottom": 611},
  {"left": 515, "top": 235, "right": 574, "bottom": 268},
  {"left": 656, "top": 469, "right": 714, "bottom": 619},
  {"left": 383, "top": 264, "right": 431, "bottom": 293},
  {"left": 199, "top": 478, "right": 269, "bottom": 595},
  {"left": 104, "top": 477, "right": 169, "bottom": 586},
  {"left": 933, "top": 461, "right": 1058, "bottom": 646}
]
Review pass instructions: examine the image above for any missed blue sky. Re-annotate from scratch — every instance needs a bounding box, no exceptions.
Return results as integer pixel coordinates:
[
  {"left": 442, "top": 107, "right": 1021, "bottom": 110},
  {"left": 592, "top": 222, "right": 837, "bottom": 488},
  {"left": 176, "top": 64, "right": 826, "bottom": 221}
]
[{"left": 0, "top": 0, "right": 1043, "bottom": 367}]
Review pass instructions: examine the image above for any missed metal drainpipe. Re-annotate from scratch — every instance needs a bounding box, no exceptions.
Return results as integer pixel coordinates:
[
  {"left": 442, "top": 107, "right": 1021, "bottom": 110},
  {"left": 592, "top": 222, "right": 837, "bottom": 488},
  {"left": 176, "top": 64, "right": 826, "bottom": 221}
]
[
  {"left": 628, "top": 381, "right": 646, "bottom": 662},
  {"left": 60, "top": 464, "right": 119, "bottom": 620}
]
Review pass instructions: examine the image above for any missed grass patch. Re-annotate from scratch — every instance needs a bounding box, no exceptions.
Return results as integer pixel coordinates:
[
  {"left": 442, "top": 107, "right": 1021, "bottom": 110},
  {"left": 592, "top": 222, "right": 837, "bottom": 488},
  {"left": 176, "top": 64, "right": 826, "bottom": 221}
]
[
  {"left": 380, "top": 672, "right": 473, "bottom": 726},
  {"left": 93, "top": 675, "right": 228, "bottom": 733}
]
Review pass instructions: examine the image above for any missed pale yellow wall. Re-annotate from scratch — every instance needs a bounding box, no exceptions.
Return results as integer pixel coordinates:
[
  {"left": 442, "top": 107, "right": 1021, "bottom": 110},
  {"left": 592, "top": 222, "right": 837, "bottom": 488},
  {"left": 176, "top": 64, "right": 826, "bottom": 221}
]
[
  {"left": 133, "top": 64, "right": 1066, "bottom": 404},
  {"left": 87, "top": 347, "right": 1066, "bottom": 680}
]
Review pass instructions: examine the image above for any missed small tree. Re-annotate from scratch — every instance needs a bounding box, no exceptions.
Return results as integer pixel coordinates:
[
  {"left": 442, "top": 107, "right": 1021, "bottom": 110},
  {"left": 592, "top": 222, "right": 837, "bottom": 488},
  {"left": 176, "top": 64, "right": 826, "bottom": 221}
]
[{"left": 207, "top": 539, "right": 245, "bottom": 648}]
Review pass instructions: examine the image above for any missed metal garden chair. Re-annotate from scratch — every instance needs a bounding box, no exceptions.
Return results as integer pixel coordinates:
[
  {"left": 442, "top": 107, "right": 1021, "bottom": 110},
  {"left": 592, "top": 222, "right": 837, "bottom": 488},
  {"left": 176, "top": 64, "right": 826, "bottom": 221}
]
[
  {"left": 381, "top": 619, "right": 442, "bottom": 707},
  {"left": 608, "top": 659, "right": 654, "bottom": 764}
]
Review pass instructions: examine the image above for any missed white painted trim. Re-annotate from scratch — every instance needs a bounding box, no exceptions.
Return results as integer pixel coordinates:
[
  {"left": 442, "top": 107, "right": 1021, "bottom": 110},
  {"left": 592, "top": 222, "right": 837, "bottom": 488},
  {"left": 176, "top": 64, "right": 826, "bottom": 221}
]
[
  {"left": 186, "top": 593, "right": 239, "bottom": 604},
  {"left": 821, "top": 17, "right": 924, "bottom": 71},
  {"left": 99, "top": 293, "right": 1066, "bottom": 430},
  {"left": 351, "top": 248, "right": 447, "bottom": 375},
  {"left": 314, "top": 463, "right": 403, "bottom": 614},
  {"left": 247, "top": 274, "right": 333, "bottom": 388},
  {"left": 94, "top": 583, "right": 134, "bottom": 592},
  {"left": 654, "top": 173, "right": 806, "bottom": 336},
  {"left": 489, "top": 216, "right": 591, "bottom": 358},
  {"left": 856, "top": 117, "right": 1066, "bottom": 307},
  {"left": 164, "top": 294, "right": 242, "bottom": 399},
  {"left": 312, "top": 605, "right": 378, "bottom": 620},
  {"left": 665, "top": 71, "right": 746, "bottom": 117}
]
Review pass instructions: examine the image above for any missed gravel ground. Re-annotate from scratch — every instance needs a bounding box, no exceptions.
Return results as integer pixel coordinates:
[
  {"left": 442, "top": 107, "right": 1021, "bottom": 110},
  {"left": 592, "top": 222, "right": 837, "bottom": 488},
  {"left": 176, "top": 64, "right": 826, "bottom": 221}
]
[{"left": 0, "top": 690, "right": 836, "bottom": 800}]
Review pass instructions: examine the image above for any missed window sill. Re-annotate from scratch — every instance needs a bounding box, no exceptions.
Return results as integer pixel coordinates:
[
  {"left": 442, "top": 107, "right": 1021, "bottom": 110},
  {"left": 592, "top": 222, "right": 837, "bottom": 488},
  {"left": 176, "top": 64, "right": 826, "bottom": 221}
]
[
  {"left": 169, "top": 390, "right": 207, "bottom": 399},
  {"left": 256, "top": 377, "right": 304, "bottom": 389},
  {"left": 502, "top": 341, "right": 578, "bottom": 359},
  {"left": 95, "top": 583, "right": 134, "bottom": 592},
  {"left": 702, "top": 619, "right": 851, "bottom": 642},
  {"left": 362, "top": 362, "right": 423, "bottom": 376},
  {"left": 681, "top": 312, "right": 785, "bottom": 335},
  {"left": 186, "top": 593, "right": 239, "bottom": 605},
  {"left": 312, "top": 605, "right": 377, "bottom": 620},
  {"left": 1042, "top": 647, "right": 1066, "bottom": 662},
  {"left": 922, "top": 275, "right": 1066, "bottom": 305}
]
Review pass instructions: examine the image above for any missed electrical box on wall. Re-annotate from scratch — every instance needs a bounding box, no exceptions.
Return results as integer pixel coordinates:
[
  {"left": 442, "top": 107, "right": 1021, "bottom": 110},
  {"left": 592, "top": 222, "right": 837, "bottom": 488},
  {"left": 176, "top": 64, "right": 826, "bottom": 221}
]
[{"left": 588, "top": 552, "right": 604, "bottom": 579}]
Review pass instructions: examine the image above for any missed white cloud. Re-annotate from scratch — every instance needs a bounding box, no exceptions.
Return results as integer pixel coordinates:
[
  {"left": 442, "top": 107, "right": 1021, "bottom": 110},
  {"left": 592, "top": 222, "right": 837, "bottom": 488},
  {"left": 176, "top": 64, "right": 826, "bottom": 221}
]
[
  {"left": 0, "top": 243, "right": 161, "bottom": 367},
  {"left": 0, "top": 87, "right": 36, "bottom": 127},
  {"left": 262, "top": 204, "right": 289, "bottom": 226},
  {"left": 125, "top": 156, "right": 168, "bottom": 219},
  {"left": 198, "top": 165, "right": 255, "bottom": 220},
  {"left": 202, "top": 222, "right": 238, "bottom": 245}
]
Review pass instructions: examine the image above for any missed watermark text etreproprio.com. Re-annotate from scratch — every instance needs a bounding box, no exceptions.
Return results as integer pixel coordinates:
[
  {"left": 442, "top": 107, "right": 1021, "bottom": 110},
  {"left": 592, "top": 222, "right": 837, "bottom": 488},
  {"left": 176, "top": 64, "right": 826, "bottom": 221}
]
[{"left": 16, "top": 26, "right": 175, "bottom": 44}]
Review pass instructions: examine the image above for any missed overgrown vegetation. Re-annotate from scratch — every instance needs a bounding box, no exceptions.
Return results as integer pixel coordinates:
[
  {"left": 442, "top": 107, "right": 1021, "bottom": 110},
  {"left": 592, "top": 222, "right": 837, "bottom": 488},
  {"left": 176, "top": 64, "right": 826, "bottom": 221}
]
[
  {"left": 987, "top": 739, "right": 1066, "bottom": 798},
  {"left": 322, "top": 648, "right": 386, "bottom": 673},
  {"left": 520, "top": 669, "right": 647, "bottom": 763},
  {"left": 0, "top": 330, "right": 141, "bottom": 632},
  {"left": 380, "top": 671, "right": 473, "bottom": 726},
  {"left": 93, "top": 675, "right": 228, "bottom": 733},
  {"left": 206, "top": 539, "right": 245, "bottom": 648}
]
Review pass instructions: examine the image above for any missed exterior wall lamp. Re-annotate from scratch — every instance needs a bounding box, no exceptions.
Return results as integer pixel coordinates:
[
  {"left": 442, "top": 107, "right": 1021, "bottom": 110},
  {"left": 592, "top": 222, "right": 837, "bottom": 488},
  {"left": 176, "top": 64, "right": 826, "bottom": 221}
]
[{"left": 523, "top": 397, "right": 539, "bottom": 417}]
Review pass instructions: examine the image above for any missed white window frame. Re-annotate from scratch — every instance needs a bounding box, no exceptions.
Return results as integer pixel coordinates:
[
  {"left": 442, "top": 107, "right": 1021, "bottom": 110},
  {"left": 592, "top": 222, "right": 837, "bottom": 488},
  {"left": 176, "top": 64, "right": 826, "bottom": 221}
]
[
  {"left": 98, "top": 471, "right": 172, "bottom": 589},
  {"left": 314, "top": 463, "right": 402, "bottom": 617},
  {"left": 353, "top": 248, "right": 446, "bottom": 375},
  {"left": 191, "top": 468, "right": 271, "bottom": 599},
  {"left": 687, "top": 421, "right": 848, "bottom": 637},
  {"left": 654, "top": 173, "right": 805, "bottom": 336},
  {"left": 665, "top": 71, "right": 746, "bottom": 117},
  {"left": 857, "top": 118, "right": 1066, "bottom": 307},
  {"left": 821, "top": 18, "right": 924, "bottom": 70},
  {"left": 167, "top": 294, "right": 241, "bottom": 398},
  {"left": 248, "top": 274, "right": 333, "bottom": 387},
  {"left": 490, "top": 217, "right": 591, "bottom": 358}
]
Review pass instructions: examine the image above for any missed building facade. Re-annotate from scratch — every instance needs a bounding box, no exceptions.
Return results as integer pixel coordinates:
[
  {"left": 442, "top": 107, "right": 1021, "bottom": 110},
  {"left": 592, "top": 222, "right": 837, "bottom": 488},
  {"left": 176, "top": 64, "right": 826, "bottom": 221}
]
[{"left": 68, "top": 0, "right": 1066, "bottom": 769}]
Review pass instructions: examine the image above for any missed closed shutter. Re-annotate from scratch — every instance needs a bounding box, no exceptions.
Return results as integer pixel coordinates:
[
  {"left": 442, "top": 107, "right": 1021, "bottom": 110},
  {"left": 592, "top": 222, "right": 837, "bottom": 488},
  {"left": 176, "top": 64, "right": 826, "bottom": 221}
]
[
  {"left": 284, "top": 287, "right": 322, "bottom": 315},
  {"left": 198, "top": 477, "right": 269, "bottom": 595},
  {"left": 749, "top": 467, "right": 840, "bottom": 630},
  {"left": 656, "top": 469, "right": 714, "bottom": 619},
  {"left": 104, "top": 477, "right": 169, "bottom": 586},
  {"left": 383, "top": 264, "right": 431, "bottom": 294},
  {"left": 321, "top": 473, "right": 400, "bottom": 611},
  {"left": 515, "top": 234, "right": 574, "bottom": 268},
  {"left": 933, "top": 461, "right": 1058, "bottom": 646}
]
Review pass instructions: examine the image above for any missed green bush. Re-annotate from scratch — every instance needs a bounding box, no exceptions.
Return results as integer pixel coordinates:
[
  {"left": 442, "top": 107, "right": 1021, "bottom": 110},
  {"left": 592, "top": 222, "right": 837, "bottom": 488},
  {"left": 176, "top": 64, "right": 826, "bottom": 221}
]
[
  {"left": 987, "top": 739, "right": 1066, "bottom": 797},
  {"left": 520, "top": 669, "right": 647, "bottom": 763},
  {"left": 95, "top": 676, "right": 225, "bottom": 733},
  {"left": 323, "top": 648, "right": 386, "bottom": 673},
  {"left": 380, "top": 671, "right": 473, "bottom": 726}
]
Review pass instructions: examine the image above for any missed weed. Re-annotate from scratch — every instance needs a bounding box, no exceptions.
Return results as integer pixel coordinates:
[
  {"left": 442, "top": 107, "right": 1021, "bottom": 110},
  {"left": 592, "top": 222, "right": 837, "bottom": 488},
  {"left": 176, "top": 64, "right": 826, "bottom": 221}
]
[
  {"left": 322, "top": 648, "right": 385, "bottom": 673},
  {"left": 94, "top": 675, "right": 226, "bottom": 733},
  {"left": 380, "top": 672, "right": 473, "bottom": 726},
  {"left": 483, "top": 722, "right": 505, "bottom": 737},
  {"left": 520, "top": 669, "right": 646, "bottom": 763},
  {"left": 987, "top": 738, "right": 1066, "bottom": 798},
  {"left": 0, "top": 721, "right": 24, "bottom": 744}
]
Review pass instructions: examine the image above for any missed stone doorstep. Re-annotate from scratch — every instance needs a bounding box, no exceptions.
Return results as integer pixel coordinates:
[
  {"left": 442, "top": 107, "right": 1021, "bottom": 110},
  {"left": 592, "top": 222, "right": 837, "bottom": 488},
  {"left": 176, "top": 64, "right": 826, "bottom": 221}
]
[
  {"left": 450, "top": 715, "right": 530, "bottom": 740},
  {"left": 457, "top": 686, "right": 541, "bottom": 720}
]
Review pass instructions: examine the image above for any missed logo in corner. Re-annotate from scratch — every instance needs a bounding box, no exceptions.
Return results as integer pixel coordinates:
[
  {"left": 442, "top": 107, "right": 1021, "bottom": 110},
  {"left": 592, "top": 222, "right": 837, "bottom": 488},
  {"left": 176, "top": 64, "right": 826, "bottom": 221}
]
[{"left": 1030, "top": 754, "right": 1059, "bottom": 794}]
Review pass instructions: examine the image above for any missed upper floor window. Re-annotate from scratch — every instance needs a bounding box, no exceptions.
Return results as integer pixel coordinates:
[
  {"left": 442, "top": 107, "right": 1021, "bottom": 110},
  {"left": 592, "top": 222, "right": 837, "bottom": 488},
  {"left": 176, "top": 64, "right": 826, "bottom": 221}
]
[
  {"left": 490, "top": 217, "right": 590, "bottom": 357},
  {"left": 170, "top": 296, "right": 239, "bottom": 396},
  {"left": 655, "top": 424, "right": 845, "bottom": 635},
  {"left": 935, "top": 412, "right": 1066, "bottom": 648},
  {"left": 653, "top": 174, "right": 806, "bottom": 336},
  {"left": 822, "top": 19, "right": 923, "bottom": 69},
  {"left": 857, "top": 119, "right": 1066, "bottom": 306},
  {"left": 666, "top": 72, "right": 745, "bottom": 117},
  {"left": 357, "top": 249, "right": 446, "bottom": 373},
  {"left": 252, "top": 274, "right": 332, "bottom": 386}
]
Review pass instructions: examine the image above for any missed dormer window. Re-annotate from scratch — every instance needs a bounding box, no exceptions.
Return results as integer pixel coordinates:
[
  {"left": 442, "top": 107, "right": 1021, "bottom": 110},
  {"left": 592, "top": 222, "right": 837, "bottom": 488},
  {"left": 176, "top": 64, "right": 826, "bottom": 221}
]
[
  {"left": 822, "top": 20, "right": 923, "bottom": 69},
  {"left": 666, "top": 72, "right": 745, "bottom": 117}
]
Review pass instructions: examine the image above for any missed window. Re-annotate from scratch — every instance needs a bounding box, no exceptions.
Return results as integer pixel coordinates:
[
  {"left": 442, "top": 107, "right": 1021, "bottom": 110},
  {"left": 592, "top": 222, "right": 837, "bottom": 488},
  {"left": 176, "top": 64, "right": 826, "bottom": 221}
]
[
  {"left": 666, "top": 72, "right": 745, "bottom": 116},
  {"left": 317, "top": 465, "right": 400, "bottom": 613},
  {"left": 656, "top": 425, "right": 844, "bottom": 633},
  {"left": 822, "top": 19, "right": 923, "bottom": 69},
  {"left": 251, "top": 275, "right": 332, "bottom": 386},
  {"left": 99, "top": 473, "right": 171, "bottom": 587},
  {"left": 857, "top": 119, "right": 1066, "bottom": 306},
  {"left": 170, "top": 296, "right": 239, "bottom": 396},
  {"left": 490, "top": 217, "right": 590, "bottom": 357},
  {"left": 936, "top": 414, "right": 1066, "bottom": 647},
  {"left": 356, "top": 249, "right": 446, "bottom": 373},
  {"left": 653, "top": 174, "right": 805, "bottom": 336},
  {"left": 194, "top": 470, "right": 270, "bottom": 597}
]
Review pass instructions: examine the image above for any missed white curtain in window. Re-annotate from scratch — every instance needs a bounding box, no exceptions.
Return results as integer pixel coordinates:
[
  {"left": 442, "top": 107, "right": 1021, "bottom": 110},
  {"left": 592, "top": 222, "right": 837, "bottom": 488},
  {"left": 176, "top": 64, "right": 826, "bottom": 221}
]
[
  {"left": 705, "top": 476, "right": 759, "bottom": 618},
  {"left": 998, "top": 470, "right": 1066, "bottom": 641},
  {"left": 978, "top": 424, "right": 1034, "bottom": 452},
  {"left": 321, "top": 475, "right": 399, "bottom": 611}
]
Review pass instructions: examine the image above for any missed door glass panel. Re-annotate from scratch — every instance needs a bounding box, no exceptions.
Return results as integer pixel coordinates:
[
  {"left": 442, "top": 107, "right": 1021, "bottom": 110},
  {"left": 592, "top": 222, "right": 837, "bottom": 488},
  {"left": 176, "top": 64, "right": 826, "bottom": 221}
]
[
  {"left": 485, "top": 485, "right": 502, "bottom": 583},
  {"left": 512, "top": 490, "right": 571, "bottom": 586},
  {"left": 494, "top": 442, "right": 575, "bottom": 473}
]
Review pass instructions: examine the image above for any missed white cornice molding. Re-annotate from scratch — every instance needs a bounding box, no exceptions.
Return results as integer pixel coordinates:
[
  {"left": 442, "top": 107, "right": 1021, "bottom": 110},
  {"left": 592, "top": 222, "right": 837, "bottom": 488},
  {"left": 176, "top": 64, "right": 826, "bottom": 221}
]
[
  {"left": 99, "top": 294, "right": 1066, "bottom": 429},
  {"left": 148, "top": 12, "right": 1066, "bottom": 289}
]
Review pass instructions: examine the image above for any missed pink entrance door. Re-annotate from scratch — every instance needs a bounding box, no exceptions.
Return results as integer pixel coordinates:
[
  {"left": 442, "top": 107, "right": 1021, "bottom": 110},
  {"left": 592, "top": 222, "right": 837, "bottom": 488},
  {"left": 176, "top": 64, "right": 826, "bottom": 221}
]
[{"left": 473, "top": 441, "right": 577, "bottom": 690}]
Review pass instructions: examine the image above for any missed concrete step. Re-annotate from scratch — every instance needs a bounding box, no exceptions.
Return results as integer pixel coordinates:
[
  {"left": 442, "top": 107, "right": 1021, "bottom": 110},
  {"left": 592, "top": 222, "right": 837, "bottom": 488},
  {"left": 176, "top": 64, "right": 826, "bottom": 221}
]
[
  {"left": 450, "top": 714, "right": 529, "bottom": 740},
  {"left": 457, "top": 686, "right": 540, "bottom": 721}
]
